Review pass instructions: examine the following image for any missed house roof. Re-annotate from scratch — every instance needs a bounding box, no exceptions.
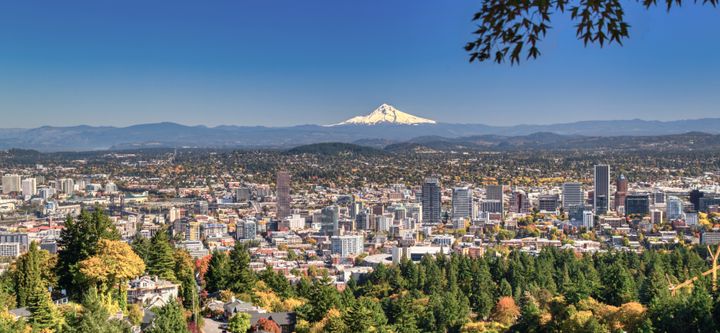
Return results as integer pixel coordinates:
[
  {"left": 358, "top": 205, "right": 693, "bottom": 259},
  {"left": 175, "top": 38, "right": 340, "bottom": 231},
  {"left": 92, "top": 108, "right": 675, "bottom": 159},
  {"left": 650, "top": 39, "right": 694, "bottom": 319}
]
[{"left": 250, "top": 312, "right": 297, "bottom": 327}]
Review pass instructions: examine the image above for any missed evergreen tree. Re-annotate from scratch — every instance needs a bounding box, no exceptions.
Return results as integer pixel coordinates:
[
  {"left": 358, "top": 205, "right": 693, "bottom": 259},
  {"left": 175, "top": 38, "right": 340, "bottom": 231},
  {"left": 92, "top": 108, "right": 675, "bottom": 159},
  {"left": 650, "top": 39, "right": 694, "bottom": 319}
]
[
  {"left": 343, "top": 297, "right": 387, "bottom": 332},
  {"left": 146, "top": 228, "right": 176, "bottom": 282},
  {"left": 13, "top": 242, "right": 45, "bottom": 307},
  {"left": 146, "top": 300, "right": 189, "bottom": 333},
  {"left": 228, "top": 242, "right": 256, "bottom": 294},
  {"left": 57, "top": 209, "right": 120, "bottom": 298},
  {"left": 205, "top": 250, "right": 230, "bottom": 293},
  {"left": 296, "top": 279, "right": 340, "bottom": 323},
  {"left": 131, "top": 232, "right": 152, "bottom": 266},
  {"left": 600, "top": 260, "right": 637, "bottom": 306},
  {"left": 28, "top": 290, "right": 59, "bottom": 332},
  {"left": 69, "top": 287, "right": 131, "bottom": 333},
  {"left": 469, "top": 259, "right": 495, "bottom": 319},
  {"left": 390, "top": 295, "right": 419, "bottom": 333}
]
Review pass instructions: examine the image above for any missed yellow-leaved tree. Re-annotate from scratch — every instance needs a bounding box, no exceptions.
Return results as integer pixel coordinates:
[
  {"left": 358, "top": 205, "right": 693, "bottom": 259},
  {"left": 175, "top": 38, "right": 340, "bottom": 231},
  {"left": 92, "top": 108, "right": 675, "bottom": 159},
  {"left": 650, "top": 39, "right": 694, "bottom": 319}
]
[{"left": 79, "top": 239, "right": 145, "bottom": 311}]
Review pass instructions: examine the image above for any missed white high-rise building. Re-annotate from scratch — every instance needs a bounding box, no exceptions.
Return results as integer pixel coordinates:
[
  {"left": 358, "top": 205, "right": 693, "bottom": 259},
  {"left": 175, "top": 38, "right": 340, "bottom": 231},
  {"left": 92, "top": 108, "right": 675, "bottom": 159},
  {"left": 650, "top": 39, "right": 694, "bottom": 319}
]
[
  {"left": 284, "top": 214, "right": 305, "bottom": 231},
  {"left": 330, "top": 235, "right": 364, "bottom": 257},
  {"left": 60, "top": 178, "right": 75, "bottom": 194},
  {"left": 105, "top": 182, "right": 118, "bottom": 194},
  {"left": 1, "top": 174, "right": 21, "bottom": 194},
  {"left": 562, "top": 182, "right": 583, "bottom": 210},
  {"left": 21, "top": 178, "right": 37, "bottom": 196},
  {"left": 452, "top": 187, "right": 472, "bottom": 218},
  {"left": 237, "top": 220, "right": 257, "bottom": 240},
  {"left": 583, "top": 210, "right": 594, "bottom": 229}
]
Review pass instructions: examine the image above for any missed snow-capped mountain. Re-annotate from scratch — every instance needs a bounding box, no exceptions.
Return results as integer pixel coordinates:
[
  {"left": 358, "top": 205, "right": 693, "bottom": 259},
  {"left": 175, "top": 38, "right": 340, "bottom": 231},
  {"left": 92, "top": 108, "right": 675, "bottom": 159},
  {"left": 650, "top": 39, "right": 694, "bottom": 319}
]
[{"left": 333, "top": 103, "right": 437, "bottom": 126}]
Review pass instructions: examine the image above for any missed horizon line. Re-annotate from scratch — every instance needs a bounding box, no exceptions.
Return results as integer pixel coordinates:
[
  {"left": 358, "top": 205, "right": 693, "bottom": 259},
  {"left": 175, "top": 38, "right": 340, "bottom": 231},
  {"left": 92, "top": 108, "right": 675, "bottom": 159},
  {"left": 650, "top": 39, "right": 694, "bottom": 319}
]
[{"left": 2, "top": 116, "right": 720, "bottom": 130}]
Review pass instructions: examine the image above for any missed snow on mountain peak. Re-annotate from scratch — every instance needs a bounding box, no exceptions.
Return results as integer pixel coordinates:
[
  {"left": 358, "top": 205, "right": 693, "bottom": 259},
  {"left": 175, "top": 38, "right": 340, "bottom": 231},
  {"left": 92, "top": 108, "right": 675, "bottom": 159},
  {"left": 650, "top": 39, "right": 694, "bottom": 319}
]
[{"left": 333, "top": 104, "right": 437, "bottom": 126}]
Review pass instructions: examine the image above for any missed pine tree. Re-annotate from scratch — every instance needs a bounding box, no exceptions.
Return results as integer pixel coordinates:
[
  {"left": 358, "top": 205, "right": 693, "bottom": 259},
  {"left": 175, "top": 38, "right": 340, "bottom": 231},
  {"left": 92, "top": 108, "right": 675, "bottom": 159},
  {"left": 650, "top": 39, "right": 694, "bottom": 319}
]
[
  {"left": 28, "top": 290, "right": 59, "bottom": 331},
  {"left": 131, "top": 232, "right": 152, "bottom": 266},
  {"left": 391, "top": 295, "right": 419, "bottom": 333},
  {"left": 147, "top": 228, "right": 177, "bottom": 282},
  {"left": 13, "top": 242, "right": 45, "bottom": 307},
  {"left": 205, "top": 250, "right": 230, "bottom": 293},
  {"left": 57, "top": 208, "right": 120, "bottom": 298},
  {"left": 228, "top": 242, "right": 256, "bottom": 294},
  {"left": 146, "top": 300, "right": 189, "bottom": 333},
  {"left": 71, "top": 287, "right": 130, "bottom": 333}
]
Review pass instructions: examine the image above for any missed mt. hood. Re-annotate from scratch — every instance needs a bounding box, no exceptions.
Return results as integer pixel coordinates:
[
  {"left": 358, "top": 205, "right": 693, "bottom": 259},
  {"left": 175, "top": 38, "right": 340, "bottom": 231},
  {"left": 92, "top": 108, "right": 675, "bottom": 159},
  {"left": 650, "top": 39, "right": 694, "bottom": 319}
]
[{"left": 333, "top": 103, "right": 437, "bottom": 126}]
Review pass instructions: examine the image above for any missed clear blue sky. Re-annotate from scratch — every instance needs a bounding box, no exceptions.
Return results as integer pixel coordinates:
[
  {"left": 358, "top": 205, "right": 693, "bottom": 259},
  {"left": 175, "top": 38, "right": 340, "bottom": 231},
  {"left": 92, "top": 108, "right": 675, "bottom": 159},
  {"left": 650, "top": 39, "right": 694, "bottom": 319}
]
[{"left": 0, "top": 1, "right": 718, "bottom": 128}]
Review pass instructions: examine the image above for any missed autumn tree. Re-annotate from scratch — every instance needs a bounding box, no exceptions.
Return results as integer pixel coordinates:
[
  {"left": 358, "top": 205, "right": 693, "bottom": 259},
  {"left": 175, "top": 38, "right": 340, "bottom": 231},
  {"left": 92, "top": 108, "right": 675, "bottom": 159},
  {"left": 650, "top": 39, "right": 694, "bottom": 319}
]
[
  {"left": 492, "top": 296, "right": 520, "bottom": 326},
  {"left": 254, "top": 318, "right": 281, "bottom": 333},
  {"left": 79, "top": 239, "right": 145, "bottom": 310},
  {"left": 57, "top": 208, "right": 120, "bottom": 298}
]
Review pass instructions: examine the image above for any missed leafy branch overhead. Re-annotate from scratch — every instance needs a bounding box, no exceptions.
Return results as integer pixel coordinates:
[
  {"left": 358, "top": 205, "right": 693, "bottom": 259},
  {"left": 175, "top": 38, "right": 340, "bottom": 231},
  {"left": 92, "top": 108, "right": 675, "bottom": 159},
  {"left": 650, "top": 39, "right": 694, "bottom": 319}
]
[{"left": 465, "top": 0, "right": 718, "bottom": 64}]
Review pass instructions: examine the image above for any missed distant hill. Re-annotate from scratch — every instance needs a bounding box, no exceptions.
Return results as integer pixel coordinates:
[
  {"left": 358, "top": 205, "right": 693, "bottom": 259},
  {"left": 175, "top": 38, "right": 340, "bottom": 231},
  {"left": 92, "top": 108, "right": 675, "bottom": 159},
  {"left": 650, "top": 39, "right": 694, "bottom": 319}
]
[
  {"left": 2, "top": 118, "right": 720, "bottom": 151},
  {"left": 384, "top": 132, "right": 720, "bottom": 152},
  {"left": 286, "top": 142, "right": 386, "bottom": 156}
]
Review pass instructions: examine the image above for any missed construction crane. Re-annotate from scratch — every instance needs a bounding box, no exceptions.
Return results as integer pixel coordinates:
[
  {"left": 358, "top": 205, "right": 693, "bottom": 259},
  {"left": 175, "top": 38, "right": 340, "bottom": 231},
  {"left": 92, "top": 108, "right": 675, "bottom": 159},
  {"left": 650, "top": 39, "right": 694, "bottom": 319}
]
[{"left": 668, "top": 245, "right": 720, "bottom": 296}]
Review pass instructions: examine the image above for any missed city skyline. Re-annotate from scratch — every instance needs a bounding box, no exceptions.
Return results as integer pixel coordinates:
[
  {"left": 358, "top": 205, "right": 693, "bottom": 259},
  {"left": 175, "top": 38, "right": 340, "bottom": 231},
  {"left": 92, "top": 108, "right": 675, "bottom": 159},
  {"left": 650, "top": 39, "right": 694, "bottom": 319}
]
[{"left": 1, "top": 1, "right": 719, "bottom": 127}]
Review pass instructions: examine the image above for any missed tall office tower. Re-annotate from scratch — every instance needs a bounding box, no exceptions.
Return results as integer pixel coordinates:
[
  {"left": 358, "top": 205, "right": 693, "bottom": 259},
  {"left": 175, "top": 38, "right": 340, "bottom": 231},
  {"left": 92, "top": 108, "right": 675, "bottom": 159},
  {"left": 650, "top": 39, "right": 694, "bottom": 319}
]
[
  {"left": 538, "top": 194, "right": 560, "bottom": 212},
  {"left": 666, "top": 196, "right": 684, "bottom": 220},
  {"left": 486, "top": 184, "right": 503, "bottom": 201},
  {"left": 614, "top": 173, "right": 628, "bottom": 211},
  {"left": 21, "top": 178, "right": 37, "bottom": 196},
  {"left": 421, "top": 177, "right": 441, "bottom": 225},
  {"left": 689, "top": 189, "right": 704, "bottom": 211},
  {"left": 355, "top": 210, "right": 369, "bottom": 230},
  {"left": 60, "top": 178, "right": 75, "bottom": 194},
  {"left": 594, "top": 165, "right": 610, "bottom": 215},
  {"left": 1, "top": 174, "right": 21, "bottom": 194},
  {"left": 276, "top": 171, "right": 291, "bottom": 219},
  {"left": 509, "top": 190, "right": 530, "bottom": 213},
  {"left": 320, "top": 205, "right": 339, "bottom": 235},
  {"left": 452, "top": 187, "right": 472, "bottom": 218},
  {"left": 653, "top": 190, "right": 666, "bottom": 205},
  {"left": 625, "top": 194, "right": 650, "bottom": 216},
  {"left": 562, "top": 182, "right": 583, "bottom": 210}
]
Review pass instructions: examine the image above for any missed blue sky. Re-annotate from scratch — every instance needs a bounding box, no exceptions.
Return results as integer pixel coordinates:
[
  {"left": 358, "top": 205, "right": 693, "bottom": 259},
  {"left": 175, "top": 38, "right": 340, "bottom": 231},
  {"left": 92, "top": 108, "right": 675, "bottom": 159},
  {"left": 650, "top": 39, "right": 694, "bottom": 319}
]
[{"left": 0, "top": 1, "right": 718, "bottom": 128}]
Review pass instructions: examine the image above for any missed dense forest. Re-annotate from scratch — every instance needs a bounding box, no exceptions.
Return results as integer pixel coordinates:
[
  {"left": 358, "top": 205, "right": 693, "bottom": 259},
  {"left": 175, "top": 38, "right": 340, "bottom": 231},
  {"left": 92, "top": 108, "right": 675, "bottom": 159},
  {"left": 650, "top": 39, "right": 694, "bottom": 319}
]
[
  {"left": 203, "top": 243, "right": 719, "bottom": 333},
  {"left": 2, "top": 209, "right": 720, "bottom": 332}
]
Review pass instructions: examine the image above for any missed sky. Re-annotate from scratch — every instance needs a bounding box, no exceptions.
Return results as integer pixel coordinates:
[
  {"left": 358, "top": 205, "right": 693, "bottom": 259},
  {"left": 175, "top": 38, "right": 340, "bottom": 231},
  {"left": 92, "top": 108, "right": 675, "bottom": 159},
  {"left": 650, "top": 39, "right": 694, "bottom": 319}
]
[{"left": 0, "top": 1, "right": 719, "bottom": 128}]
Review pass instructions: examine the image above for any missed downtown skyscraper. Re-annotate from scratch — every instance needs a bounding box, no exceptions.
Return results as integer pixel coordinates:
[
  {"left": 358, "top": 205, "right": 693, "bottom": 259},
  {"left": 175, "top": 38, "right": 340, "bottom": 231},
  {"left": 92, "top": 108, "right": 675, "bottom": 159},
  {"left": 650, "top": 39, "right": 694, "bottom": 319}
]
[
  {"left": 276, "top": 171, "right": 291, "bottom": 219},
  {"left": 452, "top": 186, "right": 472, "bottom": 219},
  {"left": 594, "top": 164, "right": 610, "bottom": 215},
  {"left": 422, "top": 177, "right": 441, "bottom": 225}
]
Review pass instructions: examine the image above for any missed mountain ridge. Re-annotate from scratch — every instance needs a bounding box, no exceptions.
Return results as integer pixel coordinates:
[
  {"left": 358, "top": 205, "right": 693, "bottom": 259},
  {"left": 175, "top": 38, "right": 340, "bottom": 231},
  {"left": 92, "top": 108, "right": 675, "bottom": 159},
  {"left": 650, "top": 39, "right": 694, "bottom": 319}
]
[{"left": 2, "top": 118, "right": 720, "bottom": 151}]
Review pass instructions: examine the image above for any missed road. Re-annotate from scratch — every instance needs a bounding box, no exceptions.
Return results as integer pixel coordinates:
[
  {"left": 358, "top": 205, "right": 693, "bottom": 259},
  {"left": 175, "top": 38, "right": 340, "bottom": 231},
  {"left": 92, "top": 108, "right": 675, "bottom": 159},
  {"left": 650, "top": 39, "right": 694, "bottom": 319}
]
[{"left": 202, "top": 317, "right": 226, "bottom": 333}]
